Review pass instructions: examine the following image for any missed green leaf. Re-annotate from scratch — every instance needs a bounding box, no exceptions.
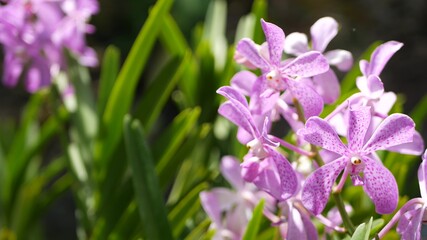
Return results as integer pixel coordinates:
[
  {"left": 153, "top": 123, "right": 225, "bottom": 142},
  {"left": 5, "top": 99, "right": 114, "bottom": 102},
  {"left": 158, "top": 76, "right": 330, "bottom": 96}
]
[
  {"left": 135, "top": 53, "right": 191, "bottom": 131},
  {"left": 351, "top": 217, "right": 373, "bottom": 240},
  {"left": 160, "top": 14, "right": 188, "bottom": 56},
  {"left": 153, "top": 107, "right": 201, "bottom": 182},
  {"left": 370, "top": 218, "right": 385, "bottom": 235},
  {"left": 123, "top": 116, "right": 173, "bottom": 240},
  {"left": 250, "top": 0, "right": 267, "bottom": 43},
  {"left": 96, "top": 0, "right": 173, "bottom": 168},
  {"left": 98, "top": 45, "right": 121, "bottom": 116},
  {"left": 183, "top": 218, "right": 211, "bottom": 240},
  {"left": 243, "top": 199, "right": 265, "bottom": 240},
  {"left": 203, "top": 0, "right": 227, "bottom": 70},
  {"left": 410, "top": 94, "right": 427, "bottom": 130},
  {"left": 168, "top": 182, "right": 208, "bottom": 238}
]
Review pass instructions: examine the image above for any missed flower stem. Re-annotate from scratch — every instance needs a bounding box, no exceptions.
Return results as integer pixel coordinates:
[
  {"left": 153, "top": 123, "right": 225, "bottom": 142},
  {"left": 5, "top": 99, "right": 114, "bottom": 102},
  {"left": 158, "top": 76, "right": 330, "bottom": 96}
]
[{"left": 332, "top": 191, "right": 355, "bottom": 235}]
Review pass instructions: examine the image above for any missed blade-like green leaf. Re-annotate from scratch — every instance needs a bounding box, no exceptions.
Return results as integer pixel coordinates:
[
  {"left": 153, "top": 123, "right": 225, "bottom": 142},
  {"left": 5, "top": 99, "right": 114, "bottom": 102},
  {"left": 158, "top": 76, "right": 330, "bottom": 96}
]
[
  {"left": 123, "top": 116, "right": 173, "bottom": 240},
  {"left": 153, "top": 107, "right": 201, "bottom": 175},
  {"left": 243, "top": 199, "right": 265, "bottom": 240},
  {"left": 204, "top": 0, "right": 227, "bottom": 70},
  {"left": 160, "top": 14, "right": 188, "bottom": 56},
  {"left": 250, "top": 0, "right": 267, "bottom": 43},
  {"left": 351, "top": 217, "right": 373, "bottom": 240},
  {"left": 168, "top": 182, "right": 208, "bottom": 238},
  {"left": 410, "top": 94, "right": 427, "bottom": 129},
  {"left": 135, "top": 53, "right": 191, "bottom": 131},
  {"left": 96, "top": 0, "right": 173, "bottom": 168},
  {"left": 98, "top": 45, "right": 121, "bottom": 116}
]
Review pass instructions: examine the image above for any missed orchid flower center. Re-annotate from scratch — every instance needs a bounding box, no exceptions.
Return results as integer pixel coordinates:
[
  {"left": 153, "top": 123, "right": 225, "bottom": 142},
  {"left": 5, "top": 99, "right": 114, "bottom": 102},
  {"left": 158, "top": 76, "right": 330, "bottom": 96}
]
[
  {"left": 351, "top": 156, "right": 362, "bottom": 165},
  {"left": 266, "top": 69, "right": 280, "bottom": 82},
  {"left": 246, "top": 138, "right": 268, "bottom": 159}
]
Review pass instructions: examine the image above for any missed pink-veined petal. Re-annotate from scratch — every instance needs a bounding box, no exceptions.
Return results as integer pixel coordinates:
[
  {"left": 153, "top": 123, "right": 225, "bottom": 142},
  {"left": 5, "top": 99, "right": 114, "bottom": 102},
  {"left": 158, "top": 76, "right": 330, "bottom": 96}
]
[
  {"left": 348, "top": 106, "right": 371, "bottom": 151},
  {"left": 270, "top": 149, "right": 298, "bottom": 200},
  {"left": 310, "top": 17, "right": 338, "bottom": 53},
  {"left": 298, "top": 117, "right": 348, "bottom": 155},
  {"left": 362, "top": 156, "right": 398, "bottom": 214},
  {"left": 230, "top": 71, "right": 258, "bottom": 96},
  {"left": 284, "top": 32, "right": 309, "bottom": 56},
  {"left": 325, "top": 49, "right": 353, "bottom": 71},
  {"left": 280, "top": 51, "right": 329, "bottom": 78},
  {"left": 418, "top": 150, "right": 427, "bottom": 200},
  {"left": 397, "top": 206, "right": 424, "bottom": 240},
  {"left": 236, "top": 38, "right": 270, "bottom": 70},
  {"left": 301, "top": 156, "right": 348, "bottom": 215},
  {"left": 312, "top": 69, "right": 340, "bottom": 104},
  {"left": 286, "top": 79, "right": 324, "bottom": 119},
  {"left": 363, "top": 113, "right": 415, "bottom": 153},
  {"left": 221, "top": 156, "right": 245, "bottom": 190},
  {"left": 387, "top": 131, "right": 424, "bottom": 156},
  {"left": 356, "top": 75, "right": 384, "bottom": 99},
  {"left": 368, "top": 41, "right": 403, "bottom": 76},
  {"left": 261, "top": 19, "right": 285, "bottom": 66}
]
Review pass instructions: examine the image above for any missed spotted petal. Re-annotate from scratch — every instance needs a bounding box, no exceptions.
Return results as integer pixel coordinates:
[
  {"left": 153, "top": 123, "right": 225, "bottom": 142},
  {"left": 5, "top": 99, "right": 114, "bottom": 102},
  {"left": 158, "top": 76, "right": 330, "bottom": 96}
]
[
  {"left": 298, "top": 117, "right": 348, "bottom": 155},
  {"left": 286, "top": 79, "right": 324, "bottom": 119},
  {"left": 236, "top": 38, "right": 270, "bottom": 70},
  {"left": 368, "top": 41, "right": 403, "bottom": 76},
  {"left": 363, "top": 113, "right": 415, "bottom": 153},
  {"left": 230, "top": 71, "right": 258, "bottom": 96},
  {"left": 310, "top": 17, "right": 338, "bottom": 53},
  {"left": 387, "top": 131, "right": 424, "bottom": 156},
  {"left": 261, "top": 19, "right": 285, "bottom": 66},
  {"left": 348, "top": 106, "right": 371, "bottom": 151},
  {"left": 312, "top": 69, "right": 340, "bottom": 104},
  {"left": 362, "top": 157, "right": 398, "bottom": 214},
  {"left": 280, "top": 51, "right": 329, "bottom": 78},
  {"left": 301, "top": 156, "right": 348, "bottom": 215}
]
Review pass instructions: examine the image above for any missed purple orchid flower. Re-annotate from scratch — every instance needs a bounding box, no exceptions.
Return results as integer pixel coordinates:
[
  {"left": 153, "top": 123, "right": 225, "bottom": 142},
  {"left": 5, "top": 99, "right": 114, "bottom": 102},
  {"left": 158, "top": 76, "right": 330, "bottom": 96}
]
[
  {"left": 217, "top": 86, "right": 298, "bottom": 201},
  {"left": 235, "top": 19, "right": 329, "bottom": 119},
  {"left": 378, "top": 150, "right": 427, "bottom": 239},
  {"left": 0, "top": 0, "right": 98, "bottom": 92},
  {"left": 284, "top": 16, "right": 353, "bottom": 104},
  {"left": 200, "top": 156, "right": 276, "bottom": 240},
  {"left": 298, "top": 106, "right": 416, "bottom": 215}
]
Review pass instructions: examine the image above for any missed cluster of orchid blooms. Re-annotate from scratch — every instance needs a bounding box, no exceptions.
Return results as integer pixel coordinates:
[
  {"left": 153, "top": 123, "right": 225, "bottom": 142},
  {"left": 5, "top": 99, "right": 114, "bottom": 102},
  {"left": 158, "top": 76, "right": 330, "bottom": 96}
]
[
  {"left": 201, "top": 17, "right": 427, "bottom": 239},
  {"left": 0, "top": 0, "right": 98, "bottom": 93}
]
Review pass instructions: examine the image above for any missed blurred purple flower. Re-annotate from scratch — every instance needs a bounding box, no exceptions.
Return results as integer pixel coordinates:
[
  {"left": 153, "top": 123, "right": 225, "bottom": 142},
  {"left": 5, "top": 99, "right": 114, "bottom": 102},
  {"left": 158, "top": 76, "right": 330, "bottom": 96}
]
[
  {"left": 0, "top": 0, "right": 98, "bottom": 92},
  {"left": 298, "top": 106, "right": 416, "bottom": 215}
]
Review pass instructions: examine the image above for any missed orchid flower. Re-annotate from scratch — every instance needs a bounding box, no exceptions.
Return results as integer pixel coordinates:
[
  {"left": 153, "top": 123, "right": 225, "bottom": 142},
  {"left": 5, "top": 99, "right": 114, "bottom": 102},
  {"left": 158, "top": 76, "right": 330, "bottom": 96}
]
[
  {"left": 235, "top": 19, "right": 329, "bottom": 119},
  {"left": 298, "top": 106, "right": 416, "bottom": 215},
  {"left": 200, "top": 156, "right": 276, "bottom": 240},
  {"left": 378, "top": 150, "right": 427, "bottom": 239},
  {"left": 284, "top": 16, "right": 353, "bottom": 104},
  {"left": 217, "top": 86, "right": 299, "bottom": 200}
]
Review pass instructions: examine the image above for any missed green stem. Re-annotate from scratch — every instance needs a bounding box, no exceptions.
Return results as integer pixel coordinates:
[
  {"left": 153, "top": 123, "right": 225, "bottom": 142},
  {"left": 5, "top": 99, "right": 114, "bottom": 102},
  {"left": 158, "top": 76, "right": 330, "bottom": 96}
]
[{"left": 332, "top": 191, "right": 355, "bottom": 235}]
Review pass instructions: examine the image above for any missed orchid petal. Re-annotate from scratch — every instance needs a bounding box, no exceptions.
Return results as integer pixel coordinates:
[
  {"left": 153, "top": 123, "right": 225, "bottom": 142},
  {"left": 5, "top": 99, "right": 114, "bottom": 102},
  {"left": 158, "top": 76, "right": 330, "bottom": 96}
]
[
  {"left": 298, "top": 117, "right": 348, "bottom": 155},
  {"left": 418, "top": 150, "right": 427, "bottom": 200},
  {"left": 356, "top": 75, "right": 384, "bottom": 99},
  {"left": 284, "top": 32, "right": 309, "bottom": 56},
  {"left": 310, "top": 17, "right": 338, "bottom": 53},
  {"left": 200, "top": 191, "right": 223, "bottom": 225},
  {"left": 221, "top": 156, "right": 245, "bottom": 190},
  {"left": 286, "top": 79, "right": 324, "bottom": 119},
  {"left": 362, "top": 157, "right": 398, "bottom": 214},
  {"left": 217, "top": 86, "right": 249, "bottom": 108},
  {"left": 368, "top": 41, "right": 403, "bottom": 76},
  {"left": 300, "top": 207, "right": 319, "bottom": 240},
  {"left": 397, "top": 207, "right": 424, "bottom": 240},
  {"left": 359, "top": 59, "right": 369, "bottom": 76},
  {"left": 236, "top": 38, "right": 270, "bottom": 70},
  {"left": 363, "top": 113, "right": 415, "bottom": 153},
  {"left": 230, "top": 71, "right": 258, "bottom": 96},
  {"left": 261, "top": 19, "right": 285, "bottom": 66},
  {"left": 302, "top": 156, "right": 347, "bottom": 215},
  {"left": 374, "top": 91, "right": 397, "bottom": 116},
  {"left": 287, "top": 205, "right": 308, "bottom": 240},
  {"left": 281, "top": 51, "right": 329, "bottom": 78},
  {"left": 387, "top": 131, "right": 424, "bottom": 155},
  {"left": 241, "top": 158, "right": 260, "bottom": 182},
  {"left": 325, "top": 49, "right": 353, "bottom": 71},
  {"left": 312, "top": 69, "right": 340, "bottom": 104},
  {"left": 348, "top": 106, "right": 371, "bottom": 151}
]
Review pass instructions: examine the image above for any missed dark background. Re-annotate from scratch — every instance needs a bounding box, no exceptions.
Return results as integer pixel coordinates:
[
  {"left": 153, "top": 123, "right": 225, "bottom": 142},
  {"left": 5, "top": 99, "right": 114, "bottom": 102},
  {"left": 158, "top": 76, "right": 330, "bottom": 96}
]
[{"left": 1, "top": 0, "right": 426, "bottom": 238}]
